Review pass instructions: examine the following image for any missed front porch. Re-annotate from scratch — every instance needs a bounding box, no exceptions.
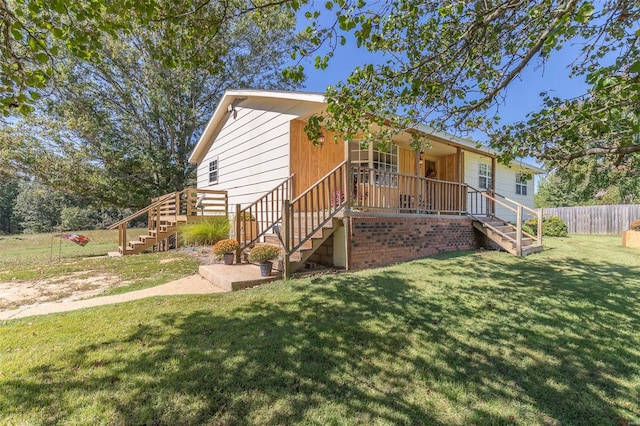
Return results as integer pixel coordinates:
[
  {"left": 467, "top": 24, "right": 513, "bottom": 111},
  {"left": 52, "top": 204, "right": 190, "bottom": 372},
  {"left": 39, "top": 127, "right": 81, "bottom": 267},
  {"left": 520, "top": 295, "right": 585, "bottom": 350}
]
[{"left": 234, "top": 161, "right": 543, "bottom": 279}]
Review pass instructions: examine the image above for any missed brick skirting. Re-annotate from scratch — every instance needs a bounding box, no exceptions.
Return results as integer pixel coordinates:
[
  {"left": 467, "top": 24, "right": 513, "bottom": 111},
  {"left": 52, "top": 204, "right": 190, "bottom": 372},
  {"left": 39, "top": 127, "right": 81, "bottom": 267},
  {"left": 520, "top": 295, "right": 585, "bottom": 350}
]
[{"left": 348, "top": 215, "right": 485, "bottom": 270}]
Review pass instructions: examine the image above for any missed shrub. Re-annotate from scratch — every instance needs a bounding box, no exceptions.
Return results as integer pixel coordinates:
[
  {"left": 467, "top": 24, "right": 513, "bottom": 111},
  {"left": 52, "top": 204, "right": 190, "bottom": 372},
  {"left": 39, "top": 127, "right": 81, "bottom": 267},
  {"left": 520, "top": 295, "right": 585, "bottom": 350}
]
[
  {"left": 630, "top": 219, "right": 640, "bottom": 231},
  {"left": 248, "top": 244, "right": 280, "bottom": 263},
  {"left": 212, "top": 239, "right": 240, "bottom": 259},
  {"left": 178, "top": 217, "right": 229, "bottom": 246},
  {"left": 523, "top": 216, "right": 568, "bottom": 237}
]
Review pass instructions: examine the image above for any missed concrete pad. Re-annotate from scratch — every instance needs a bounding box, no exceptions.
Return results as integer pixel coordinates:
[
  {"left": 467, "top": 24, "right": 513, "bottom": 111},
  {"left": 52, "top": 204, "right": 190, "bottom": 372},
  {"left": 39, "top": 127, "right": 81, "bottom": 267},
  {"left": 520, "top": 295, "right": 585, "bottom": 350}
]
[{"left": 199, "top": 263, "right": 282, "bottom": 291}]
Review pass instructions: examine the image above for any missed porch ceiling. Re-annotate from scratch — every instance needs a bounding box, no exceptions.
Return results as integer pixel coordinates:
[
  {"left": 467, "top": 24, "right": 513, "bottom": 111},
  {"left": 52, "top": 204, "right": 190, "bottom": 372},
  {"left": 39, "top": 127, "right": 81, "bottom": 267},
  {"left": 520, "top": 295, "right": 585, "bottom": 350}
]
[{"left": 393, "top": 132, "right": 458, "bottom": 157}]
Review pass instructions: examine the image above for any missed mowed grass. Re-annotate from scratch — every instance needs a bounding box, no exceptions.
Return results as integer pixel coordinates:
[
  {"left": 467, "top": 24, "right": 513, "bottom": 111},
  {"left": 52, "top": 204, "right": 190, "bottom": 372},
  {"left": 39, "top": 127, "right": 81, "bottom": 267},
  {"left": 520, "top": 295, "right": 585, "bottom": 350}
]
[
  {"left": 1, "top": 235, "right": 639, "bottom": 424},
  {"left": 0, "top": 229, "right": 200, "bottom": 298}
]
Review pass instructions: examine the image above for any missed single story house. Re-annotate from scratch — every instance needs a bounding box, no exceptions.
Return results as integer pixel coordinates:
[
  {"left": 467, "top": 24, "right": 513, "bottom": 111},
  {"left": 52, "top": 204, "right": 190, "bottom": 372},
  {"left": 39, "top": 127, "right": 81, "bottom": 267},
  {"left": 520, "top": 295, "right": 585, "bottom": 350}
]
[{"left": 188, "top": 90, "right": 544, "bottom": 276}]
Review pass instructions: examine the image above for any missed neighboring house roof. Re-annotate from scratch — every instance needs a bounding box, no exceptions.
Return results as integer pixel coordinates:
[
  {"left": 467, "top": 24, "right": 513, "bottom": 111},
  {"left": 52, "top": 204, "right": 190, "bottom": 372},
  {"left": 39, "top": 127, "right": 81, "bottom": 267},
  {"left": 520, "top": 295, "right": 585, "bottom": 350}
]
[{"left": 189, "top": 89, "right": 544, "bottom": 174}]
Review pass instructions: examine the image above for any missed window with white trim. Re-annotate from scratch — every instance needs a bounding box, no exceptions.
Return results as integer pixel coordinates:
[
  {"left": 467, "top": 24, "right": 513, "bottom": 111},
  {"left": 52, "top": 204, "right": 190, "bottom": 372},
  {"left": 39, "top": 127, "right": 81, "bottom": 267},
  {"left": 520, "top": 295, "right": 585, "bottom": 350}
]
[
  {"left": 516, "top": 173, "right": 528, "bottom": 196},
  {"left": 478, "top": 162, "right": 492, "bottom": 189},
  {"left": 208, "top": 157, "right": 219, "bottom": 184},
  {"left": 350, "top": 141, "right": 399, "bottom": 185}
]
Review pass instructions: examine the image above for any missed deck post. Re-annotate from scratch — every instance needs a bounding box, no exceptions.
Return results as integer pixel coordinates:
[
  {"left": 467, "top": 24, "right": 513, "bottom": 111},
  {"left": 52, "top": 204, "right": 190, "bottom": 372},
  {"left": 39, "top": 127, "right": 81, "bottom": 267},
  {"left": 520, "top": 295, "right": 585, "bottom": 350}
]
[
  {"left": 184, "top": 189, "right": 192, "bottom": 216},
  {"left": 537, "top": 208, "right": 543, "bottom": 246},
  {"left": 490, "top": 157, "right": 497, "bottom": 216},
  {"left": 283, "top": 200, "right": 291, "bottom": 279},
  {"left": 345, "top": 140, "right": 351, "bottom": 211},
  {"left": 516, "top": 205, "right": 523, "bottom": 256},
  {"left": 235, "top": 204, "right": 241, "bottom": 263}
]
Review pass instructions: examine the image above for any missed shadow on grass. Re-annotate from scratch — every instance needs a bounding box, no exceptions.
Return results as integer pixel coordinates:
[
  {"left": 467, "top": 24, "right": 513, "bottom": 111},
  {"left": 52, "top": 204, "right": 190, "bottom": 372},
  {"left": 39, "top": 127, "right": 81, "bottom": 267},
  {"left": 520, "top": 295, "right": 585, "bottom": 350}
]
[{"left": 2, "top": 250, "right": 640, "bottom": 424}]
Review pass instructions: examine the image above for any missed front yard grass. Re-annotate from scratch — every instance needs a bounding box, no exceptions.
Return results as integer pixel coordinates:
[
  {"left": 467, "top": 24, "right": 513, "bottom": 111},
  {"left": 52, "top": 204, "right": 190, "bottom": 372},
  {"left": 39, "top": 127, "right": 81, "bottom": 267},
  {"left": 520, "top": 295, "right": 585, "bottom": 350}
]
[
  {"left": 1, "top": 234, "right": 639, "bottom": 424},
  {"left": 0, "top": 229, "right": 201, "bottom": 305}
]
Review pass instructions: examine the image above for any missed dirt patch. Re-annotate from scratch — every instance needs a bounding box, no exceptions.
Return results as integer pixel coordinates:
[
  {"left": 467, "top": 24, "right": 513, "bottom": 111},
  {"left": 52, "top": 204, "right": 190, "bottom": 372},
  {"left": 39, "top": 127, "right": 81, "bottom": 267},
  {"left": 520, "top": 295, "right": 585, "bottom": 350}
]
[
  {"left": 0, "top": 272, "right": 124, "bottom": 310},
  {"left": 178, "top": 246, "right": 216, "bottom": 265}
]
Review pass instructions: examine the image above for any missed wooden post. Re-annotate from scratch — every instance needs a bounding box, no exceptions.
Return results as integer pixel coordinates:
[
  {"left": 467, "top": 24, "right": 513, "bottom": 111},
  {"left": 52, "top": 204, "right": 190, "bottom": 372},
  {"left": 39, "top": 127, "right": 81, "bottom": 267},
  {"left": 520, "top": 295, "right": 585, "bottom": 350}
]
[
  {"left": 456, "top": 147, "right": 463, "bottom": 214},
  {"left": 490, "top": 157, "right": 497, "bottom": 216},
  {"left": 345, "top": 141, "right": 352, "bottom": 211},
  {"left": 537, "top": 208, "right": 543, "bottom": 246},
  {"left": 343, "top": 217, "right": 350, "bottom": 271},
  {"left": 235, "top": 204, "right": 241, "bottom": 263},
  {"left": 283, "top": 200, "right": 291, "bottom": 279},
  {"left": 516, "top": 205, "right": 523, "bottom": 256},
  {"left": 186, "top": 189, "right": 193, "bottom": 217}
]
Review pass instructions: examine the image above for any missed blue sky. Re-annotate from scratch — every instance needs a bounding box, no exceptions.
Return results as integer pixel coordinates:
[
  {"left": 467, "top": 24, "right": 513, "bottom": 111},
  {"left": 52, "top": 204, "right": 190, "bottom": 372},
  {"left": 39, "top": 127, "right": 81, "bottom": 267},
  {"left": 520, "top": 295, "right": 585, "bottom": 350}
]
[{"left": 297, "top": 27, "right": 590, "bottom": 138}]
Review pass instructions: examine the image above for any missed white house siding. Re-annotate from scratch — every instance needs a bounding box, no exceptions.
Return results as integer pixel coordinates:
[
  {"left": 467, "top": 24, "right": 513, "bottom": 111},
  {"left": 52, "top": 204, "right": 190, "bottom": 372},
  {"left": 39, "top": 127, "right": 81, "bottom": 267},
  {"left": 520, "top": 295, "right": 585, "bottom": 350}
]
[
  {"left": 196, "top": 97, "right": 321, "bottom": 208},
  {"left": 463, "top": 152, "right": 536, "bottom": 222}
]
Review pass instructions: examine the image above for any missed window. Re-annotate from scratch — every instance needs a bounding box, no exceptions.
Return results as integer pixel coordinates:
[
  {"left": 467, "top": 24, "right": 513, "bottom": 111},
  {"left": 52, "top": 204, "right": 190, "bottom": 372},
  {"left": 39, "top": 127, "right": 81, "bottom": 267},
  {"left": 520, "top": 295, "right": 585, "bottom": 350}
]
[
  {"left": 350, "top": 141, "right": 399, "bottom": 185},
  {"left": 478, "top": 162, "right": 492, "bottom": 189},
  {"left": 516, "top": 173, "right": 528, "bottom": 196},
  {"left": 208, "top": 157, "right": 219, "bottom": 184}
]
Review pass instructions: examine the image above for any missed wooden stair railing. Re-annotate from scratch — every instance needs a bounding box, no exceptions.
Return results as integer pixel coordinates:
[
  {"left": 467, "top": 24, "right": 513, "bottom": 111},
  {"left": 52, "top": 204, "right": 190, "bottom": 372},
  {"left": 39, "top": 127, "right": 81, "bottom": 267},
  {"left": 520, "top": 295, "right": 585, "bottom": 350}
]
[
  {"left": 467, "top": 185, "right": 543, "bottom": 256},
  {"left": 283, "top": 161, "right": 348, "bottom": 278},
  {"left": 234, "top": 175, "right": 294, "bottom": 262},
  {"left": 109, "top": 188, "right": 228, "bottom": 255}
]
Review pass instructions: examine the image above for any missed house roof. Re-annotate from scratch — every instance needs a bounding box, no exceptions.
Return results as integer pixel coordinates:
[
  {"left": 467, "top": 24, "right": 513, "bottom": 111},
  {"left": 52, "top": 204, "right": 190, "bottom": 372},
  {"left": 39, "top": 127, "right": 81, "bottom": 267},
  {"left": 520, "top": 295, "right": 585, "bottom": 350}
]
[{"left": 189, "top": 89, "right": 544, "bottom": 174}]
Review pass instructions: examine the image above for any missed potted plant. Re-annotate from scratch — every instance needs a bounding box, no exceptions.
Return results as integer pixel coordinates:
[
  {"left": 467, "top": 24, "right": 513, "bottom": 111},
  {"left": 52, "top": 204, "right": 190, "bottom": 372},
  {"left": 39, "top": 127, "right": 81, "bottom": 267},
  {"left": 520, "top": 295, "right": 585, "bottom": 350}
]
[
  {"left": 623, "top": 219, "right": 640, "bottom": 249},
  {"left": 248, "top": 244, "right": 280, "bottom": 277},
  {"left": 212, "top": 239, "right": 240, "bottom": 265}
]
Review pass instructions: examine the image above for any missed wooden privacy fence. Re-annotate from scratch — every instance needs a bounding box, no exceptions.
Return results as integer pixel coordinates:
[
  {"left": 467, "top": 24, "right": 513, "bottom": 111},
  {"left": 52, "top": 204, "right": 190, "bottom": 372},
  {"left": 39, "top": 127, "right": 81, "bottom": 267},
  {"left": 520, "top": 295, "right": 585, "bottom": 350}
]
[{"left": 542, "top": 204, "right": 640, "bottom": 234}]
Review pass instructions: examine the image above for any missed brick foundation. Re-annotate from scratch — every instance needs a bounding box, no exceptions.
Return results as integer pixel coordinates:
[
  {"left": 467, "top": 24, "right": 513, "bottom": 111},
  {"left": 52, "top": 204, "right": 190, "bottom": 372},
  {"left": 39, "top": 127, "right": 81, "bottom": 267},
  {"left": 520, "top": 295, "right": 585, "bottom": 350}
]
[{"left": 348, "top": 215, "right": 485, "bottom": 270}]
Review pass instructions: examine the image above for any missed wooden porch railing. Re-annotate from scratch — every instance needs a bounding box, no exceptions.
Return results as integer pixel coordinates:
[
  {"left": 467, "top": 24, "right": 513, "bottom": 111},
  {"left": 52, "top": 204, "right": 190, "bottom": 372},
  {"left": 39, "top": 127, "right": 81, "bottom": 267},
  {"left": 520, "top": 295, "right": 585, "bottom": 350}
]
[
  {"left": 350, "top": 166, "right": 467, "bottom": 214},
  {"left": 467, "top": 185, "right": 542, "bottom": 254},
  {"left": 235, "top": 175, "right": 294, "bottom": 262},
  {"left": 109, "top": 188, "right": 228, "bottom": 253},
  {"left": 282, "top": 161, "right": 347, "bottom": 277}
]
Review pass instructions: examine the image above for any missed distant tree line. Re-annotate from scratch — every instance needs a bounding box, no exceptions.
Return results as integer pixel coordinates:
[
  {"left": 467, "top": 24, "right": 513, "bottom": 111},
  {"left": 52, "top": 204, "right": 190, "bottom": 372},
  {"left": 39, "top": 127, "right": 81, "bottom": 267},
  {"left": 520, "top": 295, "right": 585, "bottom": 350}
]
[{"left": 0, "top": 177, "right": 138, "bottom": 234}]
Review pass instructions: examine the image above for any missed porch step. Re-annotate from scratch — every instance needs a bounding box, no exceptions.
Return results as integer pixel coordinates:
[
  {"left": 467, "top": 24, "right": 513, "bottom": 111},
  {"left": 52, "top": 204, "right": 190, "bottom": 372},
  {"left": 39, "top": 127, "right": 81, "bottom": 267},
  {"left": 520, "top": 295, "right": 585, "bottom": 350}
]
[{"left": 472, "top": 216, "right": 543, "bottom": 256}]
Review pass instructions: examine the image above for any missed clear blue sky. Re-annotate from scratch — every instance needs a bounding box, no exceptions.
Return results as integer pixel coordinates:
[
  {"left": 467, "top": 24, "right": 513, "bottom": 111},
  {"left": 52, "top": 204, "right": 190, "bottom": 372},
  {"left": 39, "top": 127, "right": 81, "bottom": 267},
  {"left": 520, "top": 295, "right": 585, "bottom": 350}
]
[{"left": 297, "top": 30, "right": 589, "bottom": 137}]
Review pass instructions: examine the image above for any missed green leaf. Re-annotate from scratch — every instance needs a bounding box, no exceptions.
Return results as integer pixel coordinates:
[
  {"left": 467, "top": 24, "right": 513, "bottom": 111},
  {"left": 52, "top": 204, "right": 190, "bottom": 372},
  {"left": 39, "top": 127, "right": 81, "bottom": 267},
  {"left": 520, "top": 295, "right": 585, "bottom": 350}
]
[
  {"left": 34, "top": 53, "right": 49, "bottom": 64},
  {"left": 575, "top": 3, "right": 595, "bottom": 24}
]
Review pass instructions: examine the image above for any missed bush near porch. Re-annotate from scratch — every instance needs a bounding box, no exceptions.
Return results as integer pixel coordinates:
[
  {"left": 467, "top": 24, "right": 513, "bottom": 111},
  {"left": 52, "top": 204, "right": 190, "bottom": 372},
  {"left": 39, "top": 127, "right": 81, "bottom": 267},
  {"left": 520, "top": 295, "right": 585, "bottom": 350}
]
[{"left": 1, "top": 235, "right": 639, "bottom": 425}]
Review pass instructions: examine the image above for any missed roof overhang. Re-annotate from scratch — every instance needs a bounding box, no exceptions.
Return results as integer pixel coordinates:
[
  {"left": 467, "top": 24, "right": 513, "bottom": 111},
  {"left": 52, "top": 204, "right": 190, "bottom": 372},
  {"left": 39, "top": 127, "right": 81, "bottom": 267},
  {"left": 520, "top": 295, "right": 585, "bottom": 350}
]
[
  {"left": 189, "top": 89, "right": 544, "bottom": 174},
  {"left": 188, "top": 90, "right": 326, "bottom": 164}
]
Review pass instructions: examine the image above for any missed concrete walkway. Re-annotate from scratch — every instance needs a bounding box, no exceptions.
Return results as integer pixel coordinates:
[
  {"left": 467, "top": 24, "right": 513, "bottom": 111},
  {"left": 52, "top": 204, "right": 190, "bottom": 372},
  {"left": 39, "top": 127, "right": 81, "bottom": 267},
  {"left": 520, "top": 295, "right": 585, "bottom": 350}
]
[{"left": 0, "top": 274, "right": 225, "bottom": 321}]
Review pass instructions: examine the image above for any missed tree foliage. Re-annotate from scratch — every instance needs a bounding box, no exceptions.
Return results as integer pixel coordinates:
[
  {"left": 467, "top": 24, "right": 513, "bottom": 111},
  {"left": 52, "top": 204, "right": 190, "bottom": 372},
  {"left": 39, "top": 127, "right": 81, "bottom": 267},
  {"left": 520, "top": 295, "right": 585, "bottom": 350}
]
[
  {"left": 289, "top": 0, "right": 639, "bottom": 167},
  {"left": 0, "top": 174, "right": 20, "bottom": 233},
  {"left": 535, "top": 162, "right": 640, "bottom": 208},
  {"left": 1, "top": 0, "right": 298, "bottom": 115},
  {"left": 2, "top": 0, "right": 303, "bottom": 207}
]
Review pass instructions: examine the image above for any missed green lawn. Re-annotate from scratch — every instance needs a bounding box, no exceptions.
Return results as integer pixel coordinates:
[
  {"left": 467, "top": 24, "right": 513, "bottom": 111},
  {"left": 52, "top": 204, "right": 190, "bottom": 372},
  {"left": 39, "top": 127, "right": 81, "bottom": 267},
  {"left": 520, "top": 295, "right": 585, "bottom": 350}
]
[
  {"left": 0, "top": 229, "right": 201, "bottom": 307},
  {"left": 1, "top": 235, "right": 639, "bottom": 425}
]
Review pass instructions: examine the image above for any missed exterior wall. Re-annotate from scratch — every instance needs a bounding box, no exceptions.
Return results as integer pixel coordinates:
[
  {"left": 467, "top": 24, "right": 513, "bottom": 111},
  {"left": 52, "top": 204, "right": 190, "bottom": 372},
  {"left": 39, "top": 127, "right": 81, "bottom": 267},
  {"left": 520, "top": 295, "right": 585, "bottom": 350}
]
[
  {"left": 463, "top": 152, "right": 535, "bottom": 222},
  {"left": 399, "top": 146, "right": 416, "bottom": 175},
  {"left": 290, "top": 120, "right": 344, "bottom": 198},
  {"left": 196, "top": 98, "right": 320, "bottom": 208},
  {"left": 348, "top": 215, "right": 483, "bottom": 270}
]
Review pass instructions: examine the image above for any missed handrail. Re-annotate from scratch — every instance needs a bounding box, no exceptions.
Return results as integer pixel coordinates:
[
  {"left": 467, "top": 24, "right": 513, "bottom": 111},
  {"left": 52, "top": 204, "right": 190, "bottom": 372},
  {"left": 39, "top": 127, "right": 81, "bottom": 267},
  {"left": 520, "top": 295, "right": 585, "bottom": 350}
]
[
  {"left": 466, "top": 185, "right": 542, "bottom": 254},
  {"left": 108, "top": 192, "right": 178, "bottom": 230},
  {"left": 350, "top": 165, "right": 467, "bottom": 214},
  {"left": 283, "top": 161, "right": 348, "bottom": 277},
  {"left": 467, "top": 185, "right": 517, "bottom": 214},
  {"left": 235, "top": 175, "right": 295, "bottom": 260},
  {"left": 291, "top": 161, "right": 347, "bottom": 204}
]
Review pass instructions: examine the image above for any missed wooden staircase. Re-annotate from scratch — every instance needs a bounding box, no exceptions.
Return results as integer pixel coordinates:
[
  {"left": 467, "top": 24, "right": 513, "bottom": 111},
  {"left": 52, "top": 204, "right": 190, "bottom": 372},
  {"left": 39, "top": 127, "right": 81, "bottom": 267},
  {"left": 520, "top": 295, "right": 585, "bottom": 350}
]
[
  {"left": 109, "top": 189, "right": 228, "bottom": 256},
  {"left": 472, "top": 216, "right": 543, "bottom": 256},
  {"left": 467, "top": 185, "right": 543, "bottom": 256}
]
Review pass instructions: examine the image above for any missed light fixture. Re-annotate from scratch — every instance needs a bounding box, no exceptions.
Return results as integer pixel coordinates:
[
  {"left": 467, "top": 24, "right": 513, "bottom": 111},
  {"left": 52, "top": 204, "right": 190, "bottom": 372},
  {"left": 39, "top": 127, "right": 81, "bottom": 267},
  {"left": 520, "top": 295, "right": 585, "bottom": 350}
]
[{"left": 316, "top": 130, "right": 325, "bottom": 147}]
